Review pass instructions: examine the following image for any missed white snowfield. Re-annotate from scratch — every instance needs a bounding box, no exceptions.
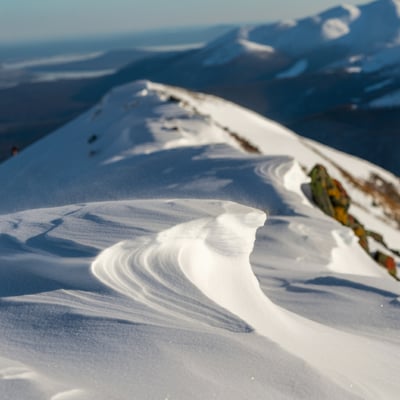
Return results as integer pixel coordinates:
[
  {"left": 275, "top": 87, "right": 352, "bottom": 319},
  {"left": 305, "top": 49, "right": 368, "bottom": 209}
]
[{"left": 0, "top": 80, "right": 399, "bottom": 399}]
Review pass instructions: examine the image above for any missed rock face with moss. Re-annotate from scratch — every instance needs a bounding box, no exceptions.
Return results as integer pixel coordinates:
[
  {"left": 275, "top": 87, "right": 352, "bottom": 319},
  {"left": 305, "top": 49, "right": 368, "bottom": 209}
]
[
  {"left": 309, "top": 166, "right": 336, "bottom": 218},
  {"left": 309, "top": 164, "right": 398, "bottom": 279},
  {"left": 374, "top": 251, "right": 398, "bottom": 279}
]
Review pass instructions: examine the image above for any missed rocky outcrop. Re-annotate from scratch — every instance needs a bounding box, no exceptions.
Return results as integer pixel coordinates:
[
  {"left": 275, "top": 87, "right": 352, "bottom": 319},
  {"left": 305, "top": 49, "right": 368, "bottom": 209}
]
[
  {"left": 374, "top": 251, "right": 397, "bottom": 279},
  {"left": 309, "top": 164, "right": 398, "bottom": 279},
  {"left": 309, "top": 165, "right": 336, "bottom": 218}
]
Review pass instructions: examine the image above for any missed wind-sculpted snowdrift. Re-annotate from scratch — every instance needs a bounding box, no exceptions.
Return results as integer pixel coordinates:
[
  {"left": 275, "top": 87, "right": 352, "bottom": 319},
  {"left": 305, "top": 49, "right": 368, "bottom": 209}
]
[
  {"left": 91, "top": 203, "right": 261, "bottom": 333},
  {"left": 92, "top": 201, "right": 400, "bottom": 399},
  {"left": 1, "top": 199, "right": 373, "bottom": 400}
]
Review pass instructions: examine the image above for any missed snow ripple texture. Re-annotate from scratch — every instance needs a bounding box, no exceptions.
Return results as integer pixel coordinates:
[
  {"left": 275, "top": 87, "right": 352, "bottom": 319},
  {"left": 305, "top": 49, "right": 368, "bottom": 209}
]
[
  {"left": 92, "top": 200, "right": 400, "bottom": 400},
  {"left": 91, "top": 202, "right": 263, "bottom": 333}
]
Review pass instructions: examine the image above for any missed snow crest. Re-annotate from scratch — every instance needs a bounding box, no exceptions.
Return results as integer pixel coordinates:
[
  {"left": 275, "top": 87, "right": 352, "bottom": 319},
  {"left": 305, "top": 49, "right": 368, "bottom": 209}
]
[
  {"left": 91, "top": 201, "right": 263, "bottom": 332},
  {"left": 91, "top": 199, "right": 400, "bottom": 400}
]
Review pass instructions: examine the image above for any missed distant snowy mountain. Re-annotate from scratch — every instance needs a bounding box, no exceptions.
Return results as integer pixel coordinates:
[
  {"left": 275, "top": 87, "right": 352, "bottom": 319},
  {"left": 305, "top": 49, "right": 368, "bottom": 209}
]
[
  {"left": 201, "top": 0, "right": 400, "bottom": 68},
  {"left": 84, "top": 0, "right": 400, "bottom": 176},
  {"left": 0, "top": 80, "right": 399, "bottom": 399},
  {"left": 2, "top": 0, "right": 400, "bottom": 176}
]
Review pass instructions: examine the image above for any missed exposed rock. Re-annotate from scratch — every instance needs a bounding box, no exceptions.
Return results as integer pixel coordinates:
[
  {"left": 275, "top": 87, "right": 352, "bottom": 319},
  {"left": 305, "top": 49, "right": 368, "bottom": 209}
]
[
  {"left": 329, "top": 179, "right": 351, "bottom": 211},
  {"left": 374, "top": 251, "right": 398, "bottom": 279},
  {"left": 228, "top": 131, "right": 261, "bottom": 154},
  {"left": 309, "top": 164, "right": 398, "bottom": 279},
  {"left": 336, "top": 167, "right": 400, "bottom": 229},
  {"left": 364, "top": 173, "right": 400, "bottom": 228},
  {"left": 347, "top": 214, "right": 369, "bottom": 252},
  {"left": 308, "top": 164, "right": 335, "bottom": 217},
  {"left": 167, "top": 95, "right": 181, "bottom": 103},
  {"left": 366, "top": 230, "right": 387, "bottom": 246}
]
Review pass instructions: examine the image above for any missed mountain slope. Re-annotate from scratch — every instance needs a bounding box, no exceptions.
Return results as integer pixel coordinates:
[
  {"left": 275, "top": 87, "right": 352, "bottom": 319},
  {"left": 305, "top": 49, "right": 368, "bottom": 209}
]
[
  {"left": 2, "top": 0, "right": 400, "bottom": 177},
  {"left": 69, "top": 0, "right": 400, "bottom": 176},
  {"left": 0, "top": 81, "right": 399, "bottom": 399},
  {"left": 200, "top": 0, "right": 400, "bottom": 66}
]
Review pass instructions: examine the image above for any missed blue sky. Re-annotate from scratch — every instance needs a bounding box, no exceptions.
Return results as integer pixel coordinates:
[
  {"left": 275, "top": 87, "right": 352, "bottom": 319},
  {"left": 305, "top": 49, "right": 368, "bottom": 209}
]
[{"left": 1, "top": 0, "right": 371, "bottom": 43}]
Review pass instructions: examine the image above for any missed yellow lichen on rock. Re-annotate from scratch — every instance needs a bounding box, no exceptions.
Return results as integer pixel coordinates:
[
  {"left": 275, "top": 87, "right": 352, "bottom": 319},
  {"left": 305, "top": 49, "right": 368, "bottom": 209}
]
[{"left": 309, "top": 164, "right": 398, "bottom": 279}]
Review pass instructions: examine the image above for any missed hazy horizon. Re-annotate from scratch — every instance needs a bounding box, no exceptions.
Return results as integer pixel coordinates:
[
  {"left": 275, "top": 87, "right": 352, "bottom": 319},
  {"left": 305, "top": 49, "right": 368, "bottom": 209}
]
[{"left": 1, "top": 0, "right": 372, "bottom": 44}]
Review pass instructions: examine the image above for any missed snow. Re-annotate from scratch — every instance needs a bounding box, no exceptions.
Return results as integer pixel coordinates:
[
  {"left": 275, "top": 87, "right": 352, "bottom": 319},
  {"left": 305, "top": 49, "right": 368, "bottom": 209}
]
[
  {"left": 321, "top": 18, "right": 350, "bottom": 40},
  {"left": 199, "top": 0, "right": 400, "bottom": 67},
  {"left": 139, "top": 42, "right": 204, "bottom": 52},
  {"left": 335, "top": 0, "right": 400, "bottom": 52},
  {"left": 201, "top": 3, "right": 362, "bottom": 60},
  {"left": 328, "top": 230, "right": 385, "bottom": 277},
  {"left": 342, "top": 3, "right": 362, "bottom": 20},
  {"left": 203, "top": 37, "right": 274, "bottom": 66},
  {"left": 277, "top": 59, "right": 308, "bottom": 78},
  {"left": 239, "top": 39, "right": 275, "bottom": 54},
  {"left": 33, "top": 69, "right": 116, "bottom": 81},
  {"left": 0, "top": 52, "right": 115, "bottom": 84},
  {"left": 2, "top": 52, "right": 104, "bottom": 70},
  {"left": 345, "top": 66, "right": 362, "bottom": 73},
  {"left": 0, "top": 79, "right": 399, "bottom": 399}
]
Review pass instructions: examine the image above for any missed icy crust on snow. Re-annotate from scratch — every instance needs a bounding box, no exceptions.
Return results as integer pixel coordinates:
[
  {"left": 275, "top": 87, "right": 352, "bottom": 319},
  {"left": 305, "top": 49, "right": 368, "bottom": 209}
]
[{"left": 0, "top": 80, "right": 399, "bottom": 399}]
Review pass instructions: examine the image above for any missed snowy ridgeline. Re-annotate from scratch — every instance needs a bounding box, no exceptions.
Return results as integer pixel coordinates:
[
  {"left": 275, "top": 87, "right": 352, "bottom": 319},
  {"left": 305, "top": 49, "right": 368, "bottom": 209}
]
[
  {"left": 201, "top": 0, "right": 400, "bottom": 69},
  {"left": 197, "top": 0, "right": 400, "bottom": 110},
  {"left": 0, "top": 80, "right": 399, "bottom": 400}
]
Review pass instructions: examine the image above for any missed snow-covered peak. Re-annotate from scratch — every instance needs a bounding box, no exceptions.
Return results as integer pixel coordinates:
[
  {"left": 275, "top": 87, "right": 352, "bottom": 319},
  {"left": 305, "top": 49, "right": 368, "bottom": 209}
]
[
  {"left": 202, "top": 38, "right": 275, "bottom": 66},
  {"left": 199, "top": 27, "right": 275, "bottom": 66},
  {"left": 343, "top": 0, "right": 400, "bottom": 49},
  {"left": 319, "top": 3, "right": 361, "bottom": 20},
  {"left": 316, "top": 3, "right": 363, "bottom": 39},
  {"left": 200, "top": 0, "right": 400, "bottom": 64},
  {"left": 202, "top": 4, "right": 361, "bottom": 60}
]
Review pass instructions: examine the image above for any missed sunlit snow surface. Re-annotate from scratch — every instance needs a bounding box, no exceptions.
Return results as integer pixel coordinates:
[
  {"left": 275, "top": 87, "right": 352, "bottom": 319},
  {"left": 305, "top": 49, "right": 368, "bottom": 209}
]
[{"left": 0, "top": 80, "right": 399, "bottom": 399}]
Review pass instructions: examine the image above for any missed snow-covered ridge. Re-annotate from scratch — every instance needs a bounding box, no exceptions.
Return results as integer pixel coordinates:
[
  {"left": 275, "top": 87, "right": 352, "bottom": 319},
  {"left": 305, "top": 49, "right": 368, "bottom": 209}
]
[
  {"left": 200, "top": 27, "right": 275, "bottom": 66},
  {"left": 0, "top": 80, "right": 399, "bottom": 399},
  {"left": 92, "top": 200, "right": 398, "bottom": 398},
  {"left": 1, "top": 79, "right": 399, "bottom": 240},
  {"left": 200, "top": 0, "right": 400, "bottom": 67}
]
